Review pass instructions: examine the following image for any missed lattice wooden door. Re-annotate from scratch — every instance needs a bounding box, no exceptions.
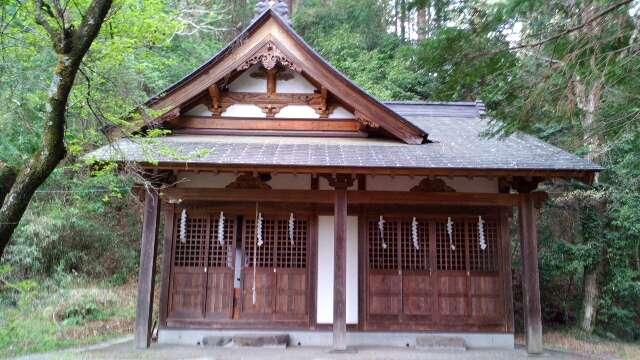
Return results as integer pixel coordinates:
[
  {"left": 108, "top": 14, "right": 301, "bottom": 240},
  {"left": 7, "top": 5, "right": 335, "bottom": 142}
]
[
  {"left": 240, "top": 214, "right": 309, "bottom": 324},
  {"left": 366, "top": 217, "right": 432, "bottom": 327},
  {"left": 366, "top": 215, "right": 504, "bottom": 331},
  {"left": 168, "top": 210, "right": 236, "bottom": 322}
]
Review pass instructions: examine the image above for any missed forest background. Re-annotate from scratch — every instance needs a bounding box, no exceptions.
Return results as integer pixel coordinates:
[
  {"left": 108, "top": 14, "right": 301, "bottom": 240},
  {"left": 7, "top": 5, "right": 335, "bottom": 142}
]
[{"left": 0, "top": 0, "right": 638, "bottom": 357}]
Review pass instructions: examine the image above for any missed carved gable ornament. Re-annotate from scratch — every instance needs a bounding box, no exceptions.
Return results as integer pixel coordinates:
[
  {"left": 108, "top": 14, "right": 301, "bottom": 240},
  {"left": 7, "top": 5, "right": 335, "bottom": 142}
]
[
  {"left": 226, "top": 174, "right": 272, "bottom": 190},
  {"left": 410, "top": 178, "right": 456, "bottom": 192},
  {"left": 237, "top": 41, "right": 301, "bottom": 73}
]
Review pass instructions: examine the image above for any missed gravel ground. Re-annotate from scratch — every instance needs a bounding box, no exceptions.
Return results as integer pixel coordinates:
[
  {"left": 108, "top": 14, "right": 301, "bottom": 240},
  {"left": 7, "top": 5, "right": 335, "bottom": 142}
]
[{"left": 11, "top": 338, "right": 611, "bottom": 360}]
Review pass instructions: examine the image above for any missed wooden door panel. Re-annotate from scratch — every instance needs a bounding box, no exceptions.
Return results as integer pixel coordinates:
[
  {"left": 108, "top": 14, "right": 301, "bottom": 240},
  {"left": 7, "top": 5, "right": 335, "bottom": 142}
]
[
  {"left": 368, "top": 272, "right": 401, "bottom": 316},
  {"left": 275, "top": 270, "right": 307, "bottom": 319},
  {"left": 241, "top": 270, "right": 275, "bottom": 318},
  {"left": 470, "top": 275, "right": 503, "bottom": 323},
  {"left": 169, "top": 271, "right": 206, "bottom": 319},
  {"left": 402, "top": 274, "right": 433, "bottom": 315},
  {"left": 205, "top": 270, "right": 234, "bottom": 320}
]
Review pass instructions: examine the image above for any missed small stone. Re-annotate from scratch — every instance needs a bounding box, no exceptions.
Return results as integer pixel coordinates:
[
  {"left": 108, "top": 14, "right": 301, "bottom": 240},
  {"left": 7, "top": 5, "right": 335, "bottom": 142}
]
[
  {"left": 415, "top": 336, "right": 466, "bottom": 352},
  {"left": 232, "top": 334, "right": 289, "bottom": 348},
  {"left": 202, "top": 336, "right": 232, "bottom": 347}
]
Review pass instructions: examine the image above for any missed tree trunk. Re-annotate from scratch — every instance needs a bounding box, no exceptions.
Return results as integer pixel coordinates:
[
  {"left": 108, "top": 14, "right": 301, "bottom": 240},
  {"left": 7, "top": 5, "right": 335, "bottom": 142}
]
[
  {"left": 0, "top": 0, "right": 113, "bottom": 259},
  {"left": 417, "top": 6, "right": 427, "bottom": 41},
  {"left": 581, "top": 261, "right": 603, "bottom": 332},
  {"left": 400, "top": 0, "right": 407, "bottom": 41},
  {"left": 0, "top": 163, "right": 17, "bottom": 205}
]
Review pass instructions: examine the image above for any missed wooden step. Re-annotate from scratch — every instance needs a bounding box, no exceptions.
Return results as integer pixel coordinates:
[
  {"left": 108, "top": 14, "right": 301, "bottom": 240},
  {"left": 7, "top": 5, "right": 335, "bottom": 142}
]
[
  {"left": 415, "top": 336, "right": 466, "bottom": 352},
  {"left": 232, "top": 334, "right": 289, "bottom": 348}
]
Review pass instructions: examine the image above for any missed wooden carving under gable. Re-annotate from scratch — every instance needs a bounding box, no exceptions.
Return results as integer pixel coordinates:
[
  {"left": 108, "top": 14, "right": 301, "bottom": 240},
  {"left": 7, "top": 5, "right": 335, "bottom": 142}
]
[
  {"left": 237, "top": 41, "right": 301, "bottom": 73},
  {"left": 410, "top": 178, "right": 456, "bottom": 192},
  {"left": 355, "top": 110, "right": 380, "bottom": 128},
  {"left": 226, "top": 174, "right": 272, "bottom": 190}
]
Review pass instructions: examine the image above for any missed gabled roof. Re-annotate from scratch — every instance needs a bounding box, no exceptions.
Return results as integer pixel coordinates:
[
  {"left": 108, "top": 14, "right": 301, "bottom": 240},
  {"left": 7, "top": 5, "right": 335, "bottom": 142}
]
[
  {"left": 87, "top": 102, "right": 602, "bottom": 179},
  {"left": 146, "top": 8, "right": 426, "bottom": 144}
]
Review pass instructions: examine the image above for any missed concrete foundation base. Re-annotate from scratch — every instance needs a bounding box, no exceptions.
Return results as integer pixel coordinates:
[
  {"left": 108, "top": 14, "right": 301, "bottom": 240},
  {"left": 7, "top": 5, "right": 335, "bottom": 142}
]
[{"left": 158, "top": 329, "right": 515, "bottom": 350}]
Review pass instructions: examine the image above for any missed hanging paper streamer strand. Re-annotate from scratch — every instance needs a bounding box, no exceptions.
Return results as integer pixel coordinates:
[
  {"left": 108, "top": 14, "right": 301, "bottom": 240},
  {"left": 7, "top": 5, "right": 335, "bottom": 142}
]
[
  {"left": 411, "top": 217, "right": 419, "bottom": 250},
  {"left": 378, "top": 215, "right": 387, "bottom": 249},
  {"left": 478, "top": 216, "right": 487, "bottom": 250},
  {"left": 288, "top": 213, "right": 295, "bottom": 245},
  {"left": 218, "top": 211, "right": 225, "bottom": 246},
  {"left": 179, "top": 209, "right": 187, "bottom": 243},
  {"left": 447, "top": 217, "right": 455, "bottom": 251},
  {"left": 256, "top": 213, "right": 264, "bottom": 247},
  {"left": 252, "top": 203, "right": 259, "bottom": 305}
]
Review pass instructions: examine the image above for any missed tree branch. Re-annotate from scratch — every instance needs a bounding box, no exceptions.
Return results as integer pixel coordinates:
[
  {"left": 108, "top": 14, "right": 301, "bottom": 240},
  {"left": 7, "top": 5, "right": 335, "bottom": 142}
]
[{"left": 471, "top": 0, "right": 634, "bottom": 59}]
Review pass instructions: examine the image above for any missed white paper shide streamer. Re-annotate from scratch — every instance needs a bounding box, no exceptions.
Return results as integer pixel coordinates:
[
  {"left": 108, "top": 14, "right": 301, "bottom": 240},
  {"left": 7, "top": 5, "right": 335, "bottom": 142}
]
[
  {"left": 411, "top": 217, "right": 419, "bottom": 250},
  {"left": 179, "top": 209, "right": 187, "bottom": 243},
  {"left": 256, "top": 212, "right": 264, "bottom": 247},
  {"left": 478, "top": 216, "right": 487, "bottom": 250},
  {"left": 217, "top": 211, "right": 225, "bottom": 246},
  {"left": 288, "top": 213, "right": 295, "bottom": 245},
  {"left": 378, "top": 215, "right": 387, "bottom": 249},
  {"left": 447, "top": 217, "right": 455, "bottom": 251}
]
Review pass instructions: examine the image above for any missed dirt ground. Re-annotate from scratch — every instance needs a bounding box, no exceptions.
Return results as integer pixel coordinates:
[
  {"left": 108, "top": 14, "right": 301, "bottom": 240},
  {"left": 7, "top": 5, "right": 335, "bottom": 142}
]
[{"left": 12, "top": 337, "right": 615, "bottom": 360}]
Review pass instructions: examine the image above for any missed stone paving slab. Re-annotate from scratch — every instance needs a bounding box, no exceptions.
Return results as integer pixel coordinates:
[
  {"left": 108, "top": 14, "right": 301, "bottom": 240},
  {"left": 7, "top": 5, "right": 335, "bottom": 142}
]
[{"left": 11, "top": 339, "right": 605, "bottom": 360}]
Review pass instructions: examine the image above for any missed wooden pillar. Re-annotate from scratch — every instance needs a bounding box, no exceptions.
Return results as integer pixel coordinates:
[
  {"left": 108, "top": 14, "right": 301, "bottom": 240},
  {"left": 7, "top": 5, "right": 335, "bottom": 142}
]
[
  {"left": 518, "top": 193, "right": 543, "bottom": 354},
  {"left": 326, "top": 174, "right": 353, "bottom": 351},
  {"left": 134, "top": 189, "right": 161, "bottom": 349},
  {"left": 333, "top": 186, "right": 348, "bottom": 350}
]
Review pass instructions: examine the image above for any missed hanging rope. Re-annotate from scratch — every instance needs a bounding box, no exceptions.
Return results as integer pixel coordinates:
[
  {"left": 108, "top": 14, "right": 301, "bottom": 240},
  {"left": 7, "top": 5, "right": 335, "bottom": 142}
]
[
  {"left": 478, "top": 216, "right": 487, "bottom": 250},
  {"left": 218, "top": 211, "right": 225, "bottom": 246},
  {"left": 378, "top": 215, "right": 387, "bottom": 249},
  {"left": 179, "top": 209, "right": 187, "bottom": 243},
  {"left": 288, "top": 212, "right": 295, "bottom": 245},
  {"left": 411, "top": 217, "right": 419, "bottom": 250},
  {"left": 447, "top": 217, "right": 456, "bottom": 251}
]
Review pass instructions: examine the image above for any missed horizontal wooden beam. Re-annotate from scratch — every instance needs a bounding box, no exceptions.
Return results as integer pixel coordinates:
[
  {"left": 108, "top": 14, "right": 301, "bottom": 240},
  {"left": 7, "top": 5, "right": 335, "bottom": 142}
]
[
  {"left": 143, "top": 163, "right": 597, "bottom": 183},
  {"left": 175, "top": 117, "right": 361, "bottom": 132},
  {"left": 159, "top": 188, "right": 521, "bottom": 206}
]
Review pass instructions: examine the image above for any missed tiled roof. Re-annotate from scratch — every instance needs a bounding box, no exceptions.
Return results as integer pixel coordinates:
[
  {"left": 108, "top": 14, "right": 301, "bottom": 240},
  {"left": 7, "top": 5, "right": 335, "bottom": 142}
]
[{"left": 86, "top": 102, "right": 602, "bottom": 174}]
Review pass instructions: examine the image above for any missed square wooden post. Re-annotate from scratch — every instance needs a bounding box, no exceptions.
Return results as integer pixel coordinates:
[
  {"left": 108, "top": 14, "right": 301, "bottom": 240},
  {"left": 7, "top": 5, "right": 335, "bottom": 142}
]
[
  {"left": 327, "top": 174, "right": 353, "bottom": 351},
  {"left": 518, "top": 193, "right": 543, "bottom": 354},
  {"left": 333, "top": 186, "right": 348, "bottom": 350},
  {"left": 134, "top": 189, "right": 161, "bottom": 349}
]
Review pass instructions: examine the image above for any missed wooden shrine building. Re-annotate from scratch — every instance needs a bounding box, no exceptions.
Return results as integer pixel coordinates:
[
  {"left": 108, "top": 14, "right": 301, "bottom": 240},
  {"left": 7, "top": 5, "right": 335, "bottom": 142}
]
[{"left": 87, "top": 1, "right": 602, "bottom": 354}]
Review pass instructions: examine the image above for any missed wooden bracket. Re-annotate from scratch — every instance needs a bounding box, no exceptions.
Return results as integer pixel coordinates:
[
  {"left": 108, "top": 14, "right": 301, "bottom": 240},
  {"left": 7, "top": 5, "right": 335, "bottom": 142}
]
[{"left": 324, "top": 174, "right": 355, "bottom": 190}]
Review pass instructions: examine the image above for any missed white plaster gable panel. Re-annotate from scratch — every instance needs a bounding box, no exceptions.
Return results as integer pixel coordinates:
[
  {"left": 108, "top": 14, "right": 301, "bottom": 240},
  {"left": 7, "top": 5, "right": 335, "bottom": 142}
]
[
  {"left": 175, "top": 172, "right": 237, "bottom": 188},
  {"left": 229, "top": 65, "right": 267, "bottom": 92},
  {"left": 365, "top": 175, "right": 499, "bottom": 193},
  {"left": 267, "top": 174, "right": 311, "bottom": 190},
  {"left": 277, "top": 71, "right": 316, "bottom": 93},
  {"left": 221, "top": 104, "right": 266, "bottom": 118},
  {"left": 275, "top": 105, "right": 320, "bottom": 119},
  {"left": 183, "top": 104, "right": 212, "bottom": 117},
  {"left": 328, "top": 106, "right": 354, "bottom": 119},
  {"left": 317, "top": 215, "right": 358, "bottom": 325}
]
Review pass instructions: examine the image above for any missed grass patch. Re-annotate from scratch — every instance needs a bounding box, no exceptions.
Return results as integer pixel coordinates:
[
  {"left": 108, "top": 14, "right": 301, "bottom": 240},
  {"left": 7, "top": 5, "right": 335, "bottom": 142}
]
[{"left": 0, "top": 277, "right": 136, "bottom": 358}]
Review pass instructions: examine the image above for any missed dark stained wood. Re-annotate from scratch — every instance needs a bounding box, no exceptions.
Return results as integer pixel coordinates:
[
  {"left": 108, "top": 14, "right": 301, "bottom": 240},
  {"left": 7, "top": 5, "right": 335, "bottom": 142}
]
[
  {"left": 160, "top": 188, "right": 520, "bottom": 207},
  {"left": 158, "top": 203, "right": 175, "bottom": 327},
  {"left": 333, "top": 186, "right": 348, "bottom": 350},
  {"left": 143, "top": 163, "right": 597, "bottom": 182},
  {"left": 519, "top": 193, "right": 544, "bottom": 354},
  {"left": 363, "top": 214, "right": 507, "bottom": 332},
  {"left": 172, "top": 128, "right": 369, "bottom": 138},
  {"left": 175, "top": 117, "right": 361, "bottom": 132},
  {"left": 134, "top": 190, "right": 161, "bottom": 349},
  {"left": 501, "top": 208, "right": 515, "bottom": 333}
]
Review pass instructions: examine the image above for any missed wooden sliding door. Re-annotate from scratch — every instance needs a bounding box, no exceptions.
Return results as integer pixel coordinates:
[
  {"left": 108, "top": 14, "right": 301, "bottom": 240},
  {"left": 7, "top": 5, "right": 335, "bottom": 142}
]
[
  {"left": 365, "top": 215, "right": 505, "bottom": 332},
  {"left": 167, "top": 210, "right": 236, "bottom": 322},
  {"left": 240, "top": 215, "right": 310, "bottom": 325}
]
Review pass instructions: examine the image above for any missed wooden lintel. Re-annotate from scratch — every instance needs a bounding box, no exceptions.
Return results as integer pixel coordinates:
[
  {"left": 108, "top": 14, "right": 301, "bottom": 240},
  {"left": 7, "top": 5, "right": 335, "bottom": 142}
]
[
  {"left": 176, "top": 117, "right": 360, "bottom": 132},
  {"left": 140, "top": 163, "right": 597, "bottom": 183},
  {"left": 159, "top": 188, "right": 519, "bottom": 206}
]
